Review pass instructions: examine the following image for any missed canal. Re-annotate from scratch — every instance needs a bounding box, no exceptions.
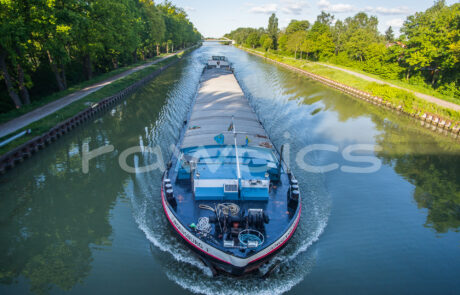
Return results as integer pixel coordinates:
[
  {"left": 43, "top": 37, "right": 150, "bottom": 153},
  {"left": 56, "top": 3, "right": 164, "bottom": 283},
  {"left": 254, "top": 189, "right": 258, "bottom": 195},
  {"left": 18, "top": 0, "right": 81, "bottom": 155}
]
[{"left": 1, "top": 42, "right": 459, "bottom": 295}]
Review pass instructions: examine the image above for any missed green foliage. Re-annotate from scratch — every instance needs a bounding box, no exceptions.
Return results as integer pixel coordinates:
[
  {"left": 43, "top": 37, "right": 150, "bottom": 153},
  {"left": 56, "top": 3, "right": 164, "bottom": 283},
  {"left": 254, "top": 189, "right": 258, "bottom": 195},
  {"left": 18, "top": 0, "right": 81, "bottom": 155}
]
[
  {"left": 0, "top": 48, "right": 195, "bottom": 156},
  {"left": 0, "top": 0, "right": 201, "bottom": 114},
  {"left": 227, "top": 2, "right": 460, "bottom": 101},
  {"left": 247, "top": 47, "right": 460, "bottom": 122},
  {"left": 401, "top": 0, "right": 459, "bottom": 89},
  {"left": 342, "top": 12, "right": 381, "bottom": 62},
  {"left": 377, "top": 152, "right": 460, "bottom": 233},
  {"left": 262, "top": 37, "right": 273, "bottom": 51},
  {"left": 278, "top": 33, "right": 288, "bottom": 52},
  {"left": 267, "top": 13, "right": 279, "bottom": 50},
  {"left": 365, "top": 83, "right": 416, "bottom": 109},
  {"left": 385, "top": 26, "right": 395, "bottom": 42},
  {"left": 225, "top": 27, "right": 264, "bottom": 46},
  {"left": 245, "top": 32, "right": 260, "bottom": 48},
  {"left": 286, "top": 31, "right": 306, "bottom": 58},
  {"left": 286, "top": 20, "right": 310, "bottom": 34}
]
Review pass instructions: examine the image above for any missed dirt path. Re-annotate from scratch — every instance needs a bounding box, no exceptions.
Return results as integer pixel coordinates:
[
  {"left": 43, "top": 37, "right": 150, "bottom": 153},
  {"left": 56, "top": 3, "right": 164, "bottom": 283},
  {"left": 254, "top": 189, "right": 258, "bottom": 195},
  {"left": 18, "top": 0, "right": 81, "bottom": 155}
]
[
  {"left": 243, "top": 47, "right": 460, "bottom": 112},
  {"left": 316, "top": 62, "right": 460, "bottom": 111},
  {"left": 0, "top": 51, "right": 182, "bottom": 138}
]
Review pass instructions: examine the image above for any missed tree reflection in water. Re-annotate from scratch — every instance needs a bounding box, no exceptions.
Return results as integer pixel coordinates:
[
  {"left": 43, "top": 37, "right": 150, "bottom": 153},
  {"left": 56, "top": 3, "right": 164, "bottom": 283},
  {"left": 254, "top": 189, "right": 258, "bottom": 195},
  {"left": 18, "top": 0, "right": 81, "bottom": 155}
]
[
  {"left": 375, "top": 119, "right": 460, "bottom": 233},
  {"left": 284, "top": 69, "right": 460, "bottom": 233},
  {"left": 0, "top": 59, "right": 190, "bottom": 294},
  {"left": 0, "top": 126, "right": 120, "bottom": 294}
]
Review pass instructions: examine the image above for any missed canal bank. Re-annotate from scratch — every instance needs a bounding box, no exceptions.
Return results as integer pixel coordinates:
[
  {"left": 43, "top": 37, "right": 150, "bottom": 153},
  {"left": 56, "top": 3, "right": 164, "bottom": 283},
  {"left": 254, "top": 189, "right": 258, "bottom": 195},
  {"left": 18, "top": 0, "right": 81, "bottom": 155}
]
[
  {"left": 0, "top": 45, "right": 200, "bottom": 174},
  {"left": 238, "top": 47, "right": 460, "bottom": 140}
]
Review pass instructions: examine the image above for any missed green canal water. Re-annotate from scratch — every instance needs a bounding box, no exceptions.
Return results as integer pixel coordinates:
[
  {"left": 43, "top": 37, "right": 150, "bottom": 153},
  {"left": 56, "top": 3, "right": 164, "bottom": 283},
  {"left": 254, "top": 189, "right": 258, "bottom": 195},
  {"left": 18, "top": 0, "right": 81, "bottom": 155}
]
[{"left": 1, "top": 42, "right": 459, "bottom": 295}]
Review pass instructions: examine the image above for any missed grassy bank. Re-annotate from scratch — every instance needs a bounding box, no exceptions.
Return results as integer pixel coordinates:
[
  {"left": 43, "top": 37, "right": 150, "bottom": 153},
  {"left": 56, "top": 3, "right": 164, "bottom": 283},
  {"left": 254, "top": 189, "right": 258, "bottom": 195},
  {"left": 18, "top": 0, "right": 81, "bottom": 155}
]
[
  {"left": 0, "top": 53, "right": 173, "bottom": 125},
  {"left": 318, "top": 61, "right": 459, "bottom": 105},
  {"left": 243, "top": 47, "right": 460, "bottom": 123},
  {"left": 0, "top": 48, "right": 193, "bottom": 156}
]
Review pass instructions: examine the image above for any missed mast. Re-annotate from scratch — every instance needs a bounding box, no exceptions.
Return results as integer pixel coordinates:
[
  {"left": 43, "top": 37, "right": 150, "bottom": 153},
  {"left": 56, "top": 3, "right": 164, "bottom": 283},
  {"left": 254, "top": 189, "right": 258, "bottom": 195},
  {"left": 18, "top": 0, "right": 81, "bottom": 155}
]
[{"left": 232, "top": 116, "right": 241, "bottom": 182}]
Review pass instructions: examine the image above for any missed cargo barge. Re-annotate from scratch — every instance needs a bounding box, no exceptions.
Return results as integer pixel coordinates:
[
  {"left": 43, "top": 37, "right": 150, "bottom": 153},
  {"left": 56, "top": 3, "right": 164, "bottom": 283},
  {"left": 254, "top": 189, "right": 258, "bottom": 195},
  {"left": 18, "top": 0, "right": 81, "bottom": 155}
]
[{"left": 161, "top": 56, "right": 301, "bottom": 276}]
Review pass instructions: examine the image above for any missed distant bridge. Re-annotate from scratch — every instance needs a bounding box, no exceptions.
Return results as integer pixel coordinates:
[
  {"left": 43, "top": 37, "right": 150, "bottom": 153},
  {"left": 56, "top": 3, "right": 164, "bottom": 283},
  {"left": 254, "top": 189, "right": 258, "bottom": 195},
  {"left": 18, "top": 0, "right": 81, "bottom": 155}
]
[{"left": 203, "top": 37, "right": 235, "bottom": 44}]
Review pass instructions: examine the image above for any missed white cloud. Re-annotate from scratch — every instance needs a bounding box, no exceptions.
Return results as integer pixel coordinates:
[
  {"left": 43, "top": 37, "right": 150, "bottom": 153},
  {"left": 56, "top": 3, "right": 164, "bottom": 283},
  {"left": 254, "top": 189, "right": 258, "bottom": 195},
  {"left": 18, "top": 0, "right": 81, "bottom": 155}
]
[
  {"left": 318, "top": 0, "right": 330, "bottom": 9},
  {"left": 317, "top": 0, "right": 355, "bottom": 13},
  {"left": 250, "top": 3, "right": 278, "bottom": 14},
  {"left": 318, "top": 1, "right": 410, "bottom": 15},
  {"left": 386, "top": 18, "right": 404, "bottom": 28},
  {"left": 184, "top": 6, "right": 196, "bottom": 12},
  {"left": 365, "top": 6, "right": 409, "bottom": 15},
  {"left": 330, "top": 3, "right": 354, "bottom": 13},
  {"left": 281, "top": 0, "right": 308, "bottom": 15}
]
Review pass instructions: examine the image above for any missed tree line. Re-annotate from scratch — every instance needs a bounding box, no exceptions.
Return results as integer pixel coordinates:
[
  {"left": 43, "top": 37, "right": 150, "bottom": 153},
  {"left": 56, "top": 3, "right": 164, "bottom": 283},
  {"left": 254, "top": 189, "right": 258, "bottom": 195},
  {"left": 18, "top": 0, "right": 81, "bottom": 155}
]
[
  {"left": 0, "top": 0, "right": 201, "bottom": 112},
  {"left": 225, "top": 1, "right": 459, "bottom": 99}
]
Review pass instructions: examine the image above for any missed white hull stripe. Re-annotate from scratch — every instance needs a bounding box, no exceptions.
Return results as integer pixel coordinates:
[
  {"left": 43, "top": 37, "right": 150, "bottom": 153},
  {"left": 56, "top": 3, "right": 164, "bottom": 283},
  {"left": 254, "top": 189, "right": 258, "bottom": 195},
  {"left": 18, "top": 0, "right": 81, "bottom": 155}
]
[{"left": 161, "top": 186, "right": 301, "bottom": 268}]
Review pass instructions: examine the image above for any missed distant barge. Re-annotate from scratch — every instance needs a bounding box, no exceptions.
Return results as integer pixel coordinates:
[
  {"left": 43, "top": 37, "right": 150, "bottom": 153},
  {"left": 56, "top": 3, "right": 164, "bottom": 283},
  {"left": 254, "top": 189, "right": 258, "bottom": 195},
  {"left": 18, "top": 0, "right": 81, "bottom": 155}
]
[{"left": 161, "top": 56, "right": 301, "bottom": 276}]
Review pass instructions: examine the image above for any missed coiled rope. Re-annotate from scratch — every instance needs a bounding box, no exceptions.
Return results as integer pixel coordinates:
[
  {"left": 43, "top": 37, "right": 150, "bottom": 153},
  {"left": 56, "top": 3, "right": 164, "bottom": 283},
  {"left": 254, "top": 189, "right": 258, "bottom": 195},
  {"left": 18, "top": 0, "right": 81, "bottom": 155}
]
[
  {"left": 199, "top": 203, "right": 240, "bottom": 216},
  {"left": 196, "top": 217, "right": 212, "bottom": 235}
]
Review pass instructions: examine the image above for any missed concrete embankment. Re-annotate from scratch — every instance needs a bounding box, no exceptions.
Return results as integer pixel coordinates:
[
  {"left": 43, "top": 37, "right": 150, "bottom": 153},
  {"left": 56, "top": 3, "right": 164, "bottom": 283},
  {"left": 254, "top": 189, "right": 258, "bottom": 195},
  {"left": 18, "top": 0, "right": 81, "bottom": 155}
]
[
  {"left": 241, "top": 47, "right": 460, "bottom": 141},
  {"left": 0, "top": 45, "right": 199, "bottom": 174}
]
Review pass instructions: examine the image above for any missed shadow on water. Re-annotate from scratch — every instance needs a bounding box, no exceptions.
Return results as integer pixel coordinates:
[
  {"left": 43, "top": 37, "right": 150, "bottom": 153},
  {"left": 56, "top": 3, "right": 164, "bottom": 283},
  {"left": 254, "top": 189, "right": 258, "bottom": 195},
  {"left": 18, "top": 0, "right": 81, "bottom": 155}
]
[
  {"left": 0, "top": 125, "right": 120, "bottom": 294},
  {"left": 373, "top": 119, "right": 460, "bottom": 233},
  {"left": 0, "top": 47, "right": 197, "bottom": 294},
  {"left": 248, "top": 57, "right": 460, "bottom": 234},
  {"left": 318, "top": 88, "right": 460, "bottom": 233}
]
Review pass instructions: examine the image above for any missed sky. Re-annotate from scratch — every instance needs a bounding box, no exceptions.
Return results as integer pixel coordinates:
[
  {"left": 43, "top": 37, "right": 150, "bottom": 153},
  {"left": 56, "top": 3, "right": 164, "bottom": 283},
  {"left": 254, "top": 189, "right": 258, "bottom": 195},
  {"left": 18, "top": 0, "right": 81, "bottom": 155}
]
[{"left": 171, "top": 0, "right": 458, "bottom": 37}]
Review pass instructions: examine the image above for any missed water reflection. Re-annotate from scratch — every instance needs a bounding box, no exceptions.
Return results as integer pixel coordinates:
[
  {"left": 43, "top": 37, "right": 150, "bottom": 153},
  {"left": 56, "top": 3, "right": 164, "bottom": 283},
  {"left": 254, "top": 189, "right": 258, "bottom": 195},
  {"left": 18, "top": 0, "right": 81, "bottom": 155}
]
[
  {"left": 240, "top": 55, "right": 460, "bottom": 234},
  {"left": 375, "top": 120, "right": 460, "bottom": 233},
  {"left": 317, "top": 82, "right": 460, "bottom": 233},
  {"left": 0, "top": 127, "right": 120, "bottom": 294},
  {"left": 0, "top": 55, "right": 198, "bottom": 294}
]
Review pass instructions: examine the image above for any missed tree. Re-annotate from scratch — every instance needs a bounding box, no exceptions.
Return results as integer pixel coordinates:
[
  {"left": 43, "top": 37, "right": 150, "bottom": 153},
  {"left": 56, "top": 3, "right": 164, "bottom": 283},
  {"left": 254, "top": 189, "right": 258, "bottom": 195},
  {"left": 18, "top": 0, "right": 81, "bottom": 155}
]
[
  {"left": 224, "top": 2, "right": 459, "bottom": 99},
  {"left": 139, "top": 0, "right": 165, "bottom": 57},
  {"left": 259, "top": 34, "right": 268, "bottom": 48},
  {"left": 278, "top": 33, "right": 288, "bottom": 52},
  {"left": 0, "top": 0, "right": 33, "bottom": 107},
  {"left": 0, "top": 0, "right": 201, "bottom": 113},
  {"left": 246, "top": 32, "right": 260, "bottom": 48},
  {"left": 301, "top": 38, "right": 315, "bottom": 59},
  {"left": 401, "top": 0, "right": 460, "bottom": 86},
  {"left": 317, "top": 11, "right": 334, "bottom": 26},
  {"left": 286, "top": 31, "right": 306, "bottom": 59},
  {"left": 267, "top": 13, "right": 279, "bottom": 50},
  {"left": 385, "top": 26, "right": 395, "bottom": 42},
  {"left": 286, "top": 20, "right": 310, "bottom": 34},
  {"left": 342, "top": 12, "right": 381, "bottom": 62},
  {"left": 332, "top": 20, "right": 346, "bottom": 55},
  {"left": 262, "top": 37, "right": 273, "bottom": 52}
]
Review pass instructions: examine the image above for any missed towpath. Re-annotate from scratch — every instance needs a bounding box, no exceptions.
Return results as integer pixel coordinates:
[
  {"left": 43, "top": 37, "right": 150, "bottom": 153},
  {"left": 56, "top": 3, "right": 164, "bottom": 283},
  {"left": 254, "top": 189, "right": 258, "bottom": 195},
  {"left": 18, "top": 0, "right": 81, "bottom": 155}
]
[
  {"left": 316, "top": 62, "right": 460, "bottom": 111},
  {"left": 0, "top": 50, "right": 183, "bottom": 138},
  {"left": 243, "top": 47, "right": 460, "bottom": 112}
]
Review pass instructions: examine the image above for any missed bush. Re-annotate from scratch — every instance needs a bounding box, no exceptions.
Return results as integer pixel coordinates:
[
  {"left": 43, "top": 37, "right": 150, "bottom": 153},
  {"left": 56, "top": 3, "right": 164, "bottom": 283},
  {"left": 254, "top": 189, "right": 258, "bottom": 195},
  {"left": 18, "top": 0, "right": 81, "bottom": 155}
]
[
  {"left": 328, "top": 52, "right": 355, "bottom": 67},
  {"left": 408, "top": 74, "right": 426, "bottom": 86},
  {"left": 437, "top": 81, "right": 460, "bottom": 98}
]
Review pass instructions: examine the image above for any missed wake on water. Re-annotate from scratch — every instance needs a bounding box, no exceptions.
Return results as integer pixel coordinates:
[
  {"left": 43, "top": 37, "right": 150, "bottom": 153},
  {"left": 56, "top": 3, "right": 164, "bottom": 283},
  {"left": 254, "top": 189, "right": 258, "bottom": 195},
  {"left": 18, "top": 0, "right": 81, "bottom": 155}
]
[
  {"left": 124, "top": 44, "right": 331, "bottom": 294},
  {"left": 126, "top": 167, "right": 330, "bottom": 295}
]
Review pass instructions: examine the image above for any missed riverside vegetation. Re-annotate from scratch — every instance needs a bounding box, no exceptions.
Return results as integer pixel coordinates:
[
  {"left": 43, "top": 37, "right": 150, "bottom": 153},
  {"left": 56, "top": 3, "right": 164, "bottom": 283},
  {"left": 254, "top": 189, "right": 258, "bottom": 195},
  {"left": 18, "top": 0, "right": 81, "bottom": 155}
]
[
  {"left": 226, "top": 1, "right": 460, "bottom": 122},
  {"left": 0, "top": 48, "right": 194, "bottom": 156},
  {"left": 0, "top": 0, "right": 201, "bottom": 114}
]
